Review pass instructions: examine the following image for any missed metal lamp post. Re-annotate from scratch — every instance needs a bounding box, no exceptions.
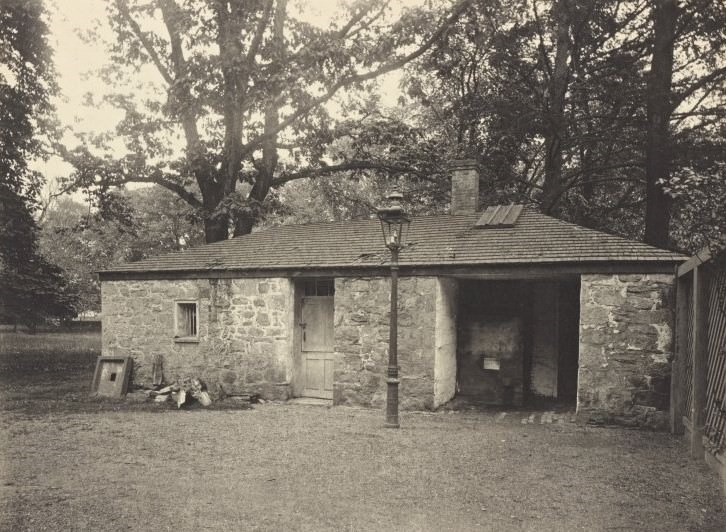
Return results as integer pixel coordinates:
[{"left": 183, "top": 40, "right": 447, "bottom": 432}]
[{"left": 377, "top": 190, "right": 410, "bottom": 428}]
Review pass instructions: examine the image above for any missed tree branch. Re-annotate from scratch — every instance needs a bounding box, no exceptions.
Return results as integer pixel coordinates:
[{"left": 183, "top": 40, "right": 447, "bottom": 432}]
[
  {"left": 341, "top": 1, "right": 391, "bottom": 40},
  {"left": 138, "top": 171, "right": 203, "bottom": 209},
  {"left": 270, "top": 160, "right": 434, "bottom": 187},
  {"left": 115, "top": 0, "right": 173, "bottom": 85},
  {"left": 239, "top": 0, "right": 473, "bottom": 160},
  {"left": 157, "top": 0, "right": 212, "bottom": 198},
  {"left": 531, "top": 0, "right": 554, "bottom": 82},
  {"left": 283, "top": 2, "right": 388, "bottom": 67},
  {"left": 672, "top": 65, "right": 726, "bottom": 110},
  {"left": 245, "top": 0, "right": 273, "bottom": 67}
]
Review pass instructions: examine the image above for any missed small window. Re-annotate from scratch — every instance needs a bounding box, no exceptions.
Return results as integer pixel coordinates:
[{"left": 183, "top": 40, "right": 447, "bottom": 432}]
[
  {"left": 303, "top": 279, "right": 334, "bottom": 297},
  {"left": 303, "top": 280, "right": 316, "bottom": 296},
  {"left": 175, "top": 301, "right": 198, "bottom": 340}
]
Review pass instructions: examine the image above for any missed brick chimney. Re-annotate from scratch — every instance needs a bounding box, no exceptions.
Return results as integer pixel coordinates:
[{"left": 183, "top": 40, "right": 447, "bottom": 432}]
[{"left": 449, "top": 159, "right": 479, "bottom": 214}]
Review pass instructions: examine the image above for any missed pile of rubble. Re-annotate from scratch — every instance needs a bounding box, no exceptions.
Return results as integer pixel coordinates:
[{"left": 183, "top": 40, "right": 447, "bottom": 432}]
[
  {"left": 127, "top": 377, "right": 261, "bottom": 408},
  {"left": 148, "top": 378, "right": 212, "bottom": 408}
]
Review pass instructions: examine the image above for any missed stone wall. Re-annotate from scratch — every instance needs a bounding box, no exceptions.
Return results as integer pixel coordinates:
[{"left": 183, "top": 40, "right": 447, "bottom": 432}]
[
  {"left": 578, "top": 274, "right": 674, "bottom": 428},
  {"left": 334, "top": 276, "right": 438, "bottom": 410},
  {"left": 101, "top": 278, "right": 294, "bottom": 399}
]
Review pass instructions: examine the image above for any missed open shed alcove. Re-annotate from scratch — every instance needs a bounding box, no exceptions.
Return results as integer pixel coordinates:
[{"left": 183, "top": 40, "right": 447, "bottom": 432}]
[{"left": 434, "top": 277, "right": 580, "bottom": 408}]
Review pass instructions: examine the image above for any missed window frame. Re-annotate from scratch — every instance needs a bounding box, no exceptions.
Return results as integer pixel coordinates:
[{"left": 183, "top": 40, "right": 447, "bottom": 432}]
[
  {"left": 302, "top": 278, "right": 335, "bottom": 297},
  {"left": 174, "top": 300, "right": 200, "bottom": 342}
]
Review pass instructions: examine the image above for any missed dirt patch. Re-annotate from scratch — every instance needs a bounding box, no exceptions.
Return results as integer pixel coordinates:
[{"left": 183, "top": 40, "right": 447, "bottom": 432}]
[{"left": 0, "top": 405, "right": 723, "bottom": 531}]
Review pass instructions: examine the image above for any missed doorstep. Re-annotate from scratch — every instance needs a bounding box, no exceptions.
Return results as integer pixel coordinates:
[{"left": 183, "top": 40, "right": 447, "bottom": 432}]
[{"left": 287, "top": 397, "right": 333, "bottom": 406}]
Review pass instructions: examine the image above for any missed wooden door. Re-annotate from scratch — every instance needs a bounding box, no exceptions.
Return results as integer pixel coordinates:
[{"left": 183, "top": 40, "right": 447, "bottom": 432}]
[{"left": 301, "top": 296, "right": 334, "bottom": 399}]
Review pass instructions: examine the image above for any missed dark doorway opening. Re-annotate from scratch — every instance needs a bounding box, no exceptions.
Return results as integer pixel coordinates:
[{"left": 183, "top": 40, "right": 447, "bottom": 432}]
[{"left": 454, "top": 277, "right": 580, "bottom": 408}]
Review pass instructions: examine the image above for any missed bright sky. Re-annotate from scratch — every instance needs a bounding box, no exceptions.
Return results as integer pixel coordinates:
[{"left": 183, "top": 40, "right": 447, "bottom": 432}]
[
  {"left": 40, "top": 0, "right": 417, "bottom": 191},
  {"left": 39, "top": 1, "right": 116, "bottom": 184},
  {"left": 49, "top": 2, "right": 114, "bottom": 127}
]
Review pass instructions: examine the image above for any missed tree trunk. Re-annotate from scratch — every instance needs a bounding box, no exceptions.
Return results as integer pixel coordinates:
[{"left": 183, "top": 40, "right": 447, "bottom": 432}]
[
  {"left": 644, "top": 0, "right": 677, "bottom": 248},
  {"left": 234, "top": 213, "right": 256, "bottom": 237},
  {"left": 203, "top": 217, "right": 228, "bottom": 243},
  {"left": 232, "top": 0, "right": 286, "bottom": 238},
  {"left": 541, "top": 0, "right": 571, "bottom": 212},
  {"left": 215, "top": 0, "right": 244, "bottom": 202}
]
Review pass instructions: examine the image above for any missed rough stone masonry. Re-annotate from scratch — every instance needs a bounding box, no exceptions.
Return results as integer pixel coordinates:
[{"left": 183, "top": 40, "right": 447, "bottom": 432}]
[
  {"left": 333, "top": 276, "right": 438, "bottom": 410},
  {"left": 578, "top": 274, "right": 674, "bottom": 429},
  {"left": 101, "top": 275, "right": 439, "bottom": 407},
  {"left": 103, "top": 272, "right": 677, "bottom": 429},
  {"left": 101, "top": 278, "right": 294, "bottom": 399}
]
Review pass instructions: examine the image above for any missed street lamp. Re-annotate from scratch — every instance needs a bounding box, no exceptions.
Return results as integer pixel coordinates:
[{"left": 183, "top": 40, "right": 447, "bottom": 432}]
[{"left": 377, "top": 189, "right": 410, "bottom": 428}]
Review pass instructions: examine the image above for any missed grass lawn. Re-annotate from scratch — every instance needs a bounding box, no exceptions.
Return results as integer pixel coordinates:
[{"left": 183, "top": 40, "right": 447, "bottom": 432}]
[{"left": 1, "top": 330, "right": 724, "bottom": 531}]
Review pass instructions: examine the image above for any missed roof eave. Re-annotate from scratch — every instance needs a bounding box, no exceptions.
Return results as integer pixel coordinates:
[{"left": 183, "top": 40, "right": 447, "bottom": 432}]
[{"left": 99, "top": 257, "right": 685, "bottom": 281}]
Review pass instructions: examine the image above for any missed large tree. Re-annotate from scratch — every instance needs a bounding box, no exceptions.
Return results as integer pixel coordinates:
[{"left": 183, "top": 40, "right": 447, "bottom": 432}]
[
  {"left": 0, "top": 190, "right": 77, "bottom": 329},
  {"left": 402, "top": 1, "right": 650, "bottom": 221},
  {"left": 643, "top": 0, "right": 677, "bottom": 248},
  {"left": 65, "top": 0, "right": 471, "bottom": 243},
  {"left": 643, "top": 0, "right": 726, "bottom": 248},
  {"left": 1, "top": 0, "right": 57, "bottom": 200}
]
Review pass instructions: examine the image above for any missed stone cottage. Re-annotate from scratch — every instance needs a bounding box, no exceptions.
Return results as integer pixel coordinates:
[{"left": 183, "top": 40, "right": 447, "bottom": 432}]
[{"left": 100, "top": 161, "right": 685, "bottom": 426}]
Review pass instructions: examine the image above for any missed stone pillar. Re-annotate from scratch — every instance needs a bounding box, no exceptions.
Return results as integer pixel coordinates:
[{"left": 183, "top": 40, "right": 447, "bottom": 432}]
[
  {"left": 334, "top": 276, "right": 438, "bottom": 410},
  {"left": 450, "top": 159, "right": 479, "bottom": 214},
  {"left": 578, "top": 274, "right": 674, "bottom": 428},
  {"left": 434, "top": 277, "right": 458, "bottom": 408}
]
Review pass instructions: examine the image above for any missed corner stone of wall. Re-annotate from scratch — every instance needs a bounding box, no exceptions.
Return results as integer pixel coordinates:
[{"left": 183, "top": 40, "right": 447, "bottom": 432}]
[
  {"left": 578, "top": 273, "right": 674, "bottom": 429},
  {"left": 334, "top": 276, "right": 437, "bottom": 410},
  {"left": 101, "top": 278, "right": 293, "bottom": 401}
]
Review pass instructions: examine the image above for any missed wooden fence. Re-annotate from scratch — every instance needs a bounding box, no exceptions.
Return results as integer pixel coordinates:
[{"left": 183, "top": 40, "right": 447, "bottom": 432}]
[{"left": 672, "top": 248, "right": 726, "bottom": 463}]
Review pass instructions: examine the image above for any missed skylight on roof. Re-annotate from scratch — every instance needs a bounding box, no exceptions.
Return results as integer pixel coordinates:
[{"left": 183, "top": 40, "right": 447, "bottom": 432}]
[{"left": 475, "top": 204, "right": 525, "bottom": 228}]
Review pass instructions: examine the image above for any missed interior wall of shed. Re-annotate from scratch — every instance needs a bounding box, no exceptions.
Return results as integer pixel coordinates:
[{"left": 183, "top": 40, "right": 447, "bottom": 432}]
[
  {"left": 557, "top": 281, "right": 581, "bottom": 400},
  {"left": 530, "top": 282, "right": 559, "bottom": 397},
  {"left": 456, "top": 280, "right": 527, "bottom": 405}
]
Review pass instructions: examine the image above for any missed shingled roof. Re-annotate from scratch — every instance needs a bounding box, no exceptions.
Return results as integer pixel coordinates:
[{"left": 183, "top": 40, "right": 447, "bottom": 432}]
[{"left": 102, "top": 206, "right": 685, "bottom": 276}]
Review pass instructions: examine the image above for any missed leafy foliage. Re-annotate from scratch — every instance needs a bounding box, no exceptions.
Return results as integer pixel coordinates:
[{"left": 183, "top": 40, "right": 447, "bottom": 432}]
[
  {"left": 666, "top": 163, "right": 726, "bottom": 254},
  {"left": 0, "top": 0, "right": 58, "bottom": 202},
  {"left": 38, "top": 0, "right": 726, "bottom": 256},
  {"left": 38, "top": 187, "right": 204, "bottom": 312},
  {"left": 0, "top": 187, "right": 78, "bottom": 328}
]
